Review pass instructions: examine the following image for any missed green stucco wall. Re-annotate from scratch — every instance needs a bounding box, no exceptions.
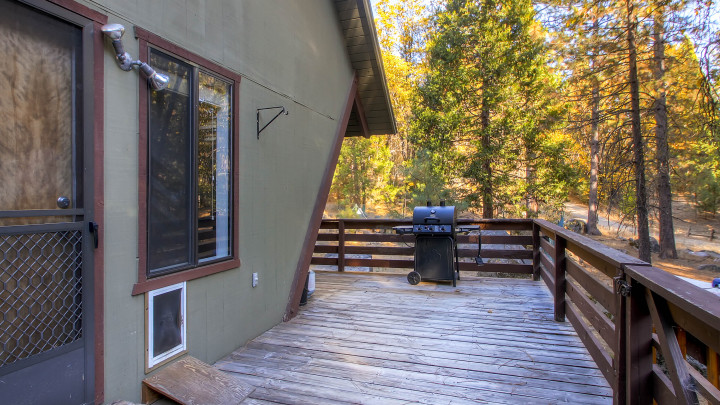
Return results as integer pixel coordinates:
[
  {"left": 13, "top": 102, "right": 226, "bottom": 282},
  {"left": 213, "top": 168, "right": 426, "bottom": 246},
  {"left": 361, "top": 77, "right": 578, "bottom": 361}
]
[{"left": 78, "top": 0, "right": 353, "bottom": 402}]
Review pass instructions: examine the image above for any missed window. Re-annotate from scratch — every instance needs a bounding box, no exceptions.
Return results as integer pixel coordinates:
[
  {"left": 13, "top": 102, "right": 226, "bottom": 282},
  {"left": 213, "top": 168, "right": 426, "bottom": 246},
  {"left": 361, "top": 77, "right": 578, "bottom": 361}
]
[
  {"left": 133, "top": 28, "right": 240, "bottom": 295},
  {"left": 146, "top": 282, "right": 186, "bottom": 369},
  {"left": 147, "top": 49, "right": 233, "bottom": 276}
]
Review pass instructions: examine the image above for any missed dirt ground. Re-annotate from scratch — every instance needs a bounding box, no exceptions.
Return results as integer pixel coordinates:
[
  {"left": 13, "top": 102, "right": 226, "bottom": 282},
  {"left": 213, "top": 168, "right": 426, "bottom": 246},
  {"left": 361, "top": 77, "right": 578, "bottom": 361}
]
[{"left": 565, "top": 197, "right": 720, "bottom": 283}]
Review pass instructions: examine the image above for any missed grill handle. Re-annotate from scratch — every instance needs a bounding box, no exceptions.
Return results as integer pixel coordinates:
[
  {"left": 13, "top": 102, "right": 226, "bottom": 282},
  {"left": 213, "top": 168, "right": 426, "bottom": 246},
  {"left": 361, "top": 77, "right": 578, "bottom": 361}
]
[{"left": 423, "top": 217, "right": 440, "bottom": 223}]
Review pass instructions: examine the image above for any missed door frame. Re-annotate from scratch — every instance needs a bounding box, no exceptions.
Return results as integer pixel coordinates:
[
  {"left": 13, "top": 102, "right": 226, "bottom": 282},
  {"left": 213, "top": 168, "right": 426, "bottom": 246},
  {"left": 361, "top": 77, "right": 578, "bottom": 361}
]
[{"left": 10, "top": 0, "right": 107, "bottom": 403}]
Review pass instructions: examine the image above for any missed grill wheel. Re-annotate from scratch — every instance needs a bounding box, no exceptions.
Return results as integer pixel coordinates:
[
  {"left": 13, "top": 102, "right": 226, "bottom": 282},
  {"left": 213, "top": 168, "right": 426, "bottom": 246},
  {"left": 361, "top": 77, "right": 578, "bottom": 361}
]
[{"left": 407, "top": 271, "right": 421, "bottom": 285}]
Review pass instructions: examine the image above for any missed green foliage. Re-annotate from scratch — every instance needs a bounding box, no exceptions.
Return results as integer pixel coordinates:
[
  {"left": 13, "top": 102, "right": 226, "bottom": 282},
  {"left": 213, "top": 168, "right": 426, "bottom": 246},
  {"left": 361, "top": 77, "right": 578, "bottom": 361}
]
[
  {"left": 676, "top": 139, "right": 720, "bottom": 214},
  {"left": 330, "top": 137, "right": 401, "bottom": 217},
  {"left": 404, "top": 148, "right": 457, "bottom": 206},
  {"left": 696, "top": 170, "right": 720, "bottom": 214},
  {"left": 412, "top": 0, "right": 576, "bottom": 216},
  {"left": 325, "top": 0, "right": 719, "bottom": 223},
  {"left": 665, "top": 38, "right": 720, "bottom": 215}
]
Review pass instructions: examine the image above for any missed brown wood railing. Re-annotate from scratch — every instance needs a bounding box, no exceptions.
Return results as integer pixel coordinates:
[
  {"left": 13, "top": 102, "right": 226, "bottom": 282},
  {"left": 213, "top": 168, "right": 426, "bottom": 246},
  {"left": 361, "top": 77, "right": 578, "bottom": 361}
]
[
  {"left": 312, "top": 218, "right": 720, "bottom": 404},
  {"left": 312, "top": 218, "right": 535, "bottom": 274}
]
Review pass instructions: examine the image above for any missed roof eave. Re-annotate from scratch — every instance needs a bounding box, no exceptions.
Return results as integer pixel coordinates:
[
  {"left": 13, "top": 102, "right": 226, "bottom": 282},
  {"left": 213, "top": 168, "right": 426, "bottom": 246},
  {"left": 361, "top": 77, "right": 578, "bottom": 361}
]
[{"left": 334, "top": 0, "right": 397, "bottom": 136}]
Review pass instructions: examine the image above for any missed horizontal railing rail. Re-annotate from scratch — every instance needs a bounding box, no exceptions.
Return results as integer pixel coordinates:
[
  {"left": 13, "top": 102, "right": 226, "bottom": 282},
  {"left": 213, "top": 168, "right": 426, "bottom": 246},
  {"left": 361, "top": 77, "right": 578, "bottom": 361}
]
[
  {"left": 312, "top": 218, "right": 535, "bottom": 275},
  {"left": 312, "top": 217, "right": 720, "bottom": 404}
]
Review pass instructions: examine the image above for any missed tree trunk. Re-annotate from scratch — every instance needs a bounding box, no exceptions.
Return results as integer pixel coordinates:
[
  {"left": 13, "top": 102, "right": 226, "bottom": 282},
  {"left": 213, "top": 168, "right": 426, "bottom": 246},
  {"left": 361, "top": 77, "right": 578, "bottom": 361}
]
[
  {"left": 481, "top": 102, "right": 493, "bottom": 219},
  {"left": 587, "top": 80, "right": 603, "bottom": 235},
  {"left": 587, "top": 20, "right": 602, "bottom": 236},
  {"left": 627, "top": 0, "right": 652, "bottom": 263},
  {"left": 526, "top": 149, "right": 537, "bottom": 218},
  {"left": 653, "top": 10, "right": 677, "bottom": 258}
]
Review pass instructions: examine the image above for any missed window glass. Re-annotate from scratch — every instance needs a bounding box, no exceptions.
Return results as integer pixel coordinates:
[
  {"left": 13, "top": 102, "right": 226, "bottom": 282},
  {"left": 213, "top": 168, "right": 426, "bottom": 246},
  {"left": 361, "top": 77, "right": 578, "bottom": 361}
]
[
  {"left": 198, "top": 73, "right": 231, "bottom": 261},
  {"left": 146, "top": 49, "right": 234, "bottom": 277},
  {"left": 148, "top": 51, "right": 193, "bottom": 272}
]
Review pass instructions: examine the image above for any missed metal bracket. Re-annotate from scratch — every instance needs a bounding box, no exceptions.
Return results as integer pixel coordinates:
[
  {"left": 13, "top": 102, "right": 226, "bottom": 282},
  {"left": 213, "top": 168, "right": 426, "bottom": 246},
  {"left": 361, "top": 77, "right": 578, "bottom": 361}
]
[
  {"left": 257, "top": 106, "right": 288, "bottom": 139},
  {"left": 615, "top": 277, "right": 632, "bottom": 297}
]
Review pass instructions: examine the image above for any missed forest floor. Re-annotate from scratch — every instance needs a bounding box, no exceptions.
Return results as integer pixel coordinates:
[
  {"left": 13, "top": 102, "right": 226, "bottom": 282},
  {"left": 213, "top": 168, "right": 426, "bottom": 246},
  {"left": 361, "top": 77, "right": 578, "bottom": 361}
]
[{"left": 563, "top": 197, "right": 720, "bottom": 283}]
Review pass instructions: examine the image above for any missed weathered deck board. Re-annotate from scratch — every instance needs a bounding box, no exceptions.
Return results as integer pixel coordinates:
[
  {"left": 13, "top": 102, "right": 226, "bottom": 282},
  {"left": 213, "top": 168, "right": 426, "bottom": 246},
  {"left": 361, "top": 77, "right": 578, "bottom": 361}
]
[{"left": 218, "top": 271, "right": 612, "bottom": 404}]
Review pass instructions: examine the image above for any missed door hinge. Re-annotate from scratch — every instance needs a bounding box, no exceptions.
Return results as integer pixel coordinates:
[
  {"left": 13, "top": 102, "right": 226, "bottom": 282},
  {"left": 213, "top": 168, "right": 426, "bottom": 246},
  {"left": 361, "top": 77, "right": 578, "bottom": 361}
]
[{"left": 89, "top": 221, "right": 99, "bottom": 249}]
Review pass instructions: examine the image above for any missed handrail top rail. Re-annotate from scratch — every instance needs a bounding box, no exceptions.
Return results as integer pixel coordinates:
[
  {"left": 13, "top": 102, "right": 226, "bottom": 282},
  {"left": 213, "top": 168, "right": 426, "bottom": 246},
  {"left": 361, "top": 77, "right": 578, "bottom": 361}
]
[
  {"left": 322, "top": 217, "right": 716, "bottom": 324},
  {"left": 534, "top": 218, "right": 648, "bottom": 269},
  {"left": 625, "top": 264, "right": 720, "bottom": 331},
  {"left": 321, "top": 218, "right": 534, "bottom": 224}
]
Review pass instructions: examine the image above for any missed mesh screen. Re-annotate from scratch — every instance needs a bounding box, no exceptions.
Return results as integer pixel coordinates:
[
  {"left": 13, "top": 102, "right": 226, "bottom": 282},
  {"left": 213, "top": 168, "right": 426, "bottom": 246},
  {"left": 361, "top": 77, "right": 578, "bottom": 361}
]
[{"left": 0, "top": 230, "right": 83, "bottom": 367}]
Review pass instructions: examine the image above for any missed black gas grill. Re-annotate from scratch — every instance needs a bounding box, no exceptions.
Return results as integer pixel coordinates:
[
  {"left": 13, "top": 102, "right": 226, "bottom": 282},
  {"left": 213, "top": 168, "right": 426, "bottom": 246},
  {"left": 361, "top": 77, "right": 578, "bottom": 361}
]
[
  {"left": 412, "top": 203, "right": 456, "bottom": 236},
  {"left": 396, "top": 202, "right": 460, "bottom": 286}
]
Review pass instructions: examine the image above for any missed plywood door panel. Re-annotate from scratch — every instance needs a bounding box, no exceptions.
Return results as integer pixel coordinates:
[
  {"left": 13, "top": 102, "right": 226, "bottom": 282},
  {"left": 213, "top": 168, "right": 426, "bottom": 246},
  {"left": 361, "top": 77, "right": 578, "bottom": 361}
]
[{"left": 0, "top": 1, "right": 77, "bottom": 225}]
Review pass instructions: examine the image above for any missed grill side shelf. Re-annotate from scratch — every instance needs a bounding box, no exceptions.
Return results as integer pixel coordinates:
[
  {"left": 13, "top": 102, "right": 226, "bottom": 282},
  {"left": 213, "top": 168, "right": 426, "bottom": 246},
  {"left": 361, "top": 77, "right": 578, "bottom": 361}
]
[{"left": 392, "top": 226, "right": 414, "bottom": 235}]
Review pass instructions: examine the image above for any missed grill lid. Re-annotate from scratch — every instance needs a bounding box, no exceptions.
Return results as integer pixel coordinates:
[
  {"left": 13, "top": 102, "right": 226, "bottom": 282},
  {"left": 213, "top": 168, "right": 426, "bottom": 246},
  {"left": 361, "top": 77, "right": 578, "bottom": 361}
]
[{"left": 412, "top": 203, "right": 456, "bottom": 235}]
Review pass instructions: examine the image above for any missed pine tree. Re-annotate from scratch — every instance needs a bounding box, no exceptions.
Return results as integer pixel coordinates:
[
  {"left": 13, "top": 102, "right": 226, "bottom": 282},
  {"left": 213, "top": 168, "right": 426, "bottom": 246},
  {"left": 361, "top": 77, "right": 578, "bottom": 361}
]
[
  {"left": 652, "top": 6, "right": 677, "bottom": 258},
  {"left": 414, "top": 0, "right": 572, "bottom": 217}
]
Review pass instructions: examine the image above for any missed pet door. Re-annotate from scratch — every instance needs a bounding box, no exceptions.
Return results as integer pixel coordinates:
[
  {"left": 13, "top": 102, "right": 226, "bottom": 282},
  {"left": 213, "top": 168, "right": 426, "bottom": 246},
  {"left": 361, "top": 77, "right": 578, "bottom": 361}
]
[{"left": 146, "top": 282, "right": 187, "bottom": 369}]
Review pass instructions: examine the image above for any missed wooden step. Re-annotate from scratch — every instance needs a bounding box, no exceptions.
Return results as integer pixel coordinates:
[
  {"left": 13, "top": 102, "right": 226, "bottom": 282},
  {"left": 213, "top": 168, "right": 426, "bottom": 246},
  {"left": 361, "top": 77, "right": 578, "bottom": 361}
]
[{"left": 142, "top": 356, "right": 254, "bottom": 404}]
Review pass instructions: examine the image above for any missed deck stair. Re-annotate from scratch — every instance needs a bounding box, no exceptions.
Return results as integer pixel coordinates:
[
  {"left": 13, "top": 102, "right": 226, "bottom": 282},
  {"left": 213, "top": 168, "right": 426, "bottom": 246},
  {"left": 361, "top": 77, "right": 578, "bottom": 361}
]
[{"left": 142, "top": 356, "right": 254, "bottom": 404}]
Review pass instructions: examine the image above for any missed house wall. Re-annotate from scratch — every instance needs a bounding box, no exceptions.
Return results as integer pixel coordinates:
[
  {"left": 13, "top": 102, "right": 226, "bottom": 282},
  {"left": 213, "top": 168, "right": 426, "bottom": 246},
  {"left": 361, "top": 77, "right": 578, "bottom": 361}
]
[{"left": 77, "top": 0, "right": 353, "bottom": 402}]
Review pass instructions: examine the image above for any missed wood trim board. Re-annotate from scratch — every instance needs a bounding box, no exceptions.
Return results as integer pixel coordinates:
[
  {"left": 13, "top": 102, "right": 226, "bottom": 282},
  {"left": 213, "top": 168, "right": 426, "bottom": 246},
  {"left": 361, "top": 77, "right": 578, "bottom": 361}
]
[
  {"left": 90, "top": 19, "right": 106, "bottom": 405},
  {"left": 46, "top": 0, "right": 107, "bottom": 23},
  {"left": 132, "top": 26, "right": 242, "bottom": 296},
  {"left": 284, "top": 73, "right": 359, "bottom": 321}
]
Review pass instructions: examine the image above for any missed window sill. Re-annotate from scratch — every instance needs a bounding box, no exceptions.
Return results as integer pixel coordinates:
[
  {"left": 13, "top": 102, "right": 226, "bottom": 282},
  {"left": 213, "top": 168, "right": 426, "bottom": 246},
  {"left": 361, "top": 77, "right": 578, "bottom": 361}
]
[{"left": 131, "top": 258, "right": 240, "bottom": 295}]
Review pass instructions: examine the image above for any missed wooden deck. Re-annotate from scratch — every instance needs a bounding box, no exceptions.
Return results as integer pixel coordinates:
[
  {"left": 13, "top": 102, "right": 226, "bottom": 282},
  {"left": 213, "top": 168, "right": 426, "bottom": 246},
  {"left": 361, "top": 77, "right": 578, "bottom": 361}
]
[{"left": 216, "top": 271, "right": 613, "bottom": 404}]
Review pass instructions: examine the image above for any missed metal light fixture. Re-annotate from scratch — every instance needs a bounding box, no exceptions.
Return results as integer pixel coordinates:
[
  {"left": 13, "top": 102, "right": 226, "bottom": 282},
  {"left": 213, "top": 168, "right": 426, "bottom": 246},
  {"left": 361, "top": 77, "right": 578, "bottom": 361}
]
[{"left": 101, "top": 23, "right": 169, "bottom": 90}]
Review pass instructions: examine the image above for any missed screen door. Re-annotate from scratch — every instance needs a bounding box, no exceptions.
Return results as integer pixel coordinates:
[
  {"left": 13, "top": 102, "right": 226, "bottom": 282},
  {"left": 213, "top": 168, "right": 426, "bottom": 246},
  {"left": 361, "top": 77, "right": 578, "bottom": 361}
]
[{"left": 0, "top": 1, "right": 95, "bottom": 403}]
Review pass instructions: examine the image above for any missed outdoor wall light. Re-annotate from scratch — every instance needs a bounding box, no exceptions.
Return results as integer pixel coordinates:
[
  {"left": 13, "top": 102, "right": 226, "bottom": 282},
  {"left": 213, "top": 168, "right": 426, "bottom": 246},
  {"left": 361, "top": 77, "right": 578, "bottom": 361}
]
[{"left": 101, "top": 23, "right": 169, "bottom": 91}]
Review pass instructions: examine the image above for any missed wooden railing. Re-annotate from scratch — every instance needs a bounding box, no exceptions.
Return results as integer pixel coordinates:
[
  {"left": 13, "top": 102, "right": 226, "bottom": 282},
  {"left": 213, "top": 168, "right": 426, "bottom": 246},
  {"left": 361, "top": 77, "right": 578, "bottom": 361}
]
[
  {"left": 534, "top": 219, "right": 720, "bottom": 404},
  {"left": 312, "top": 218, "right": 720, "bottom": 404},
  {"left": 312, "top": 218, "right": 535, "bottom": 274}
]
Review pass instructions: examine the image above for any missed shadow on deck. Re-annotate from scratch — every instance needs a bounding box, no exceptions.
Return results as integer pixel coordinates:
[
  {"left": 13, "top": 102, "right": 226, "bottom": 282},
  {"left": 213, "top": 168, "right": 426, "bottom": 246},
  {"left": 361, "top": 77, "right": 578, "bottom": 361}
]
[{"left": 216, "top": 271, "right": 612, "bottom": 404}]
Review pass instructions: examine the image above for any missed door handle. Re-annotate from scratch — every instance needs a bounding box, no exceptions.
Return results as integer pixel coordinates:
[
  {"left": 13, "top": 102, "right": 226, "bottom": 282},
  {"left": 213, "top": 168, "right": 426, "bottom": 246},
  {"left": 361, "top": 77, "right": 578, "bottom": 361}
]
[{"left": 89, "top": 221, "right": 99, "bottom": 249}]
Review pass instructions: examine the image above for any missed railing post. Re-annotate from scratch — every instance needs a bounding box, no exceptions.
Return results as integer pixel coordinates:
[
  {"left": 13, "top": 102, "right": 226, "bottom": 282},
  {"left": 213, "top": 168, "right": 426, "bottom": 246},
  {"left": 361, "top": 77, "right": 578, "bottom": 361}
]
[
  {"left": 614, "top": 272, "right": 628, "bottom": 404},
  {"left": 622, "top": 275, "right": 652, "bottom": 405},
  {"left": 338, "top": 220, "right": 345, "bottom": 272},
  {"left": 553, "top": 235, "right": 566, "bottom": 322},
  {"left": 676, "top": 328, "right": 687, "bottom": 359},
  {"left": 532, "top": 221, "right": 540, "bottom": 281},
  {"left": 709, "top": 348, "right": 720, "bottom": 389}
]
